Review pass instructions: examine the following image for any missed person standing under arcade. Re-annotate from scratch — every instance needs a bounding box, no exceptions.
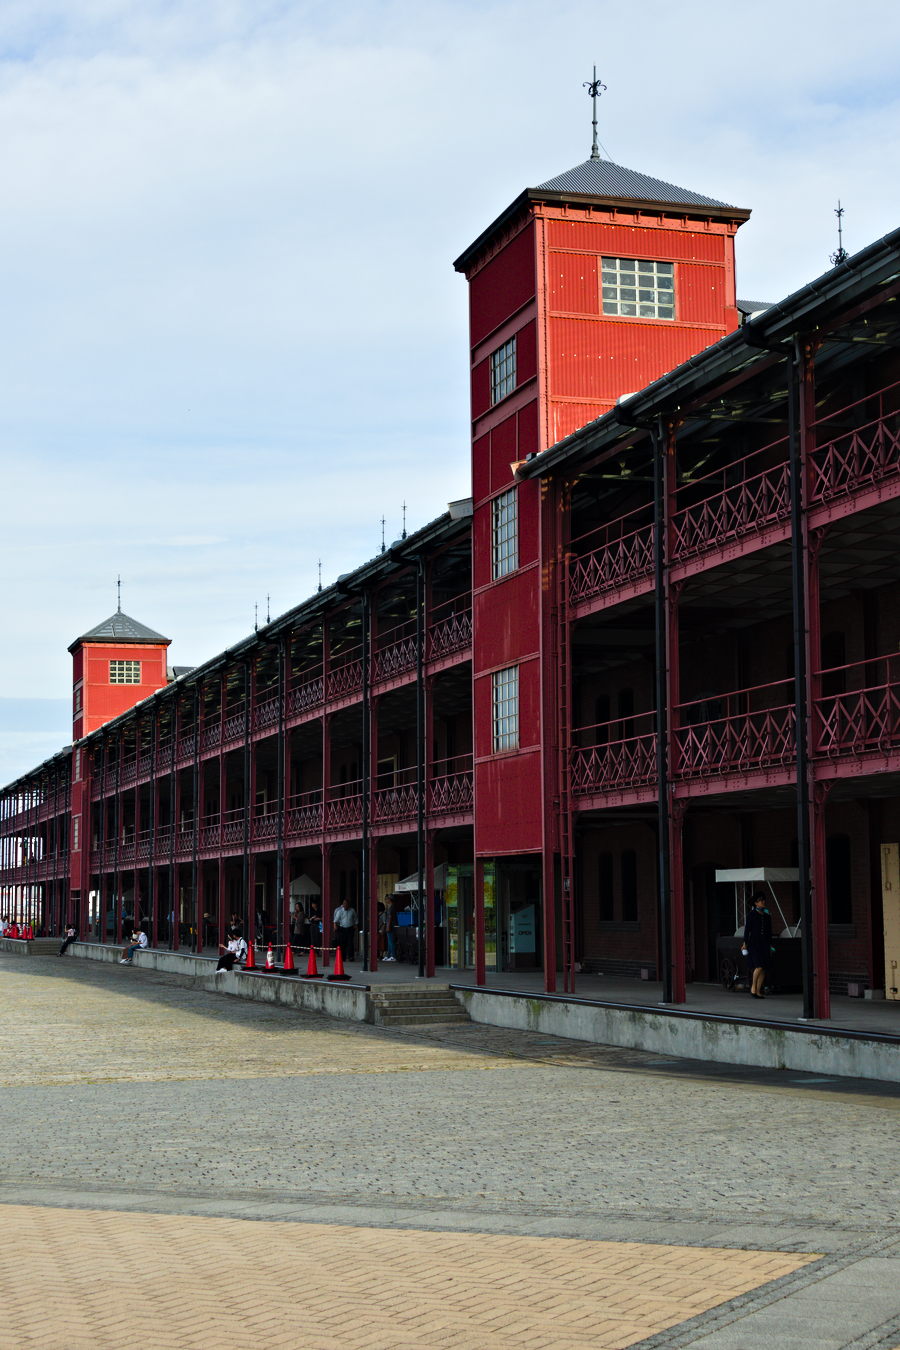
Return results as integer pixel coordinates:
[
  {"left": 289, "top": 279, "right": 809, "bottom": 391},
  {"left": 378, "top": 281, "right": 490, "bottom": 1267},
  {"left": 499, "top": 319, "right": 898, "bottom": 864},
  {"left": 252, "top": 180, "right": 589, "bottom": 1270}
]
[{"left": 743, "top": 892, "right": 774, "bottom": 999}]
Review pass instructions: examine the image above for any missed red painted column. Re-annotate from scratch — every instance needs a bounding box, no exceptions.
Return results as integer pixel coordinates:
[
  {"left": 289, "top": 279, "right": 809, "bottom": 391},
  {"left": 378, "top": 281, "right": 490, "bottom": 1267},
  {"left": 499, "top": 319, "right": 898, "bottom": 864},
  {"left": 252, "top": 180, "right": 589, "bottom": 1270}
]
[
  {"left": 425, "top": 831, "right": 436, "bottom": 977},
  {"left": 367, "top": 841, "right": 379, "bottom": 973},
  {"left": 217, "top": 855, "right": 226, "bottom": 952},
  {"left": 474, "top": 855, "right": 486, "bottom": 986}
]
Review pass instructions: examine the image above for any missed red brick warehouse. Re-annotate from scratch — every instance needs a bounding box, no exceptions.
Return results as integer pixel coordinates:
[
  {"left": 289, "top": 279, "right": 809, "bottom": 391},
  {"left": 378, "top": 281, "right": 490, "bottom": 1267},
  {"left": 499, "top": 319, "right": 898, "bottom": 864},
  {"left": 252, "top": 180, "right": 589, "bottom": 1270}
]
[{"left": 3, "top": 144, "right": 900, "bottom": 1021}]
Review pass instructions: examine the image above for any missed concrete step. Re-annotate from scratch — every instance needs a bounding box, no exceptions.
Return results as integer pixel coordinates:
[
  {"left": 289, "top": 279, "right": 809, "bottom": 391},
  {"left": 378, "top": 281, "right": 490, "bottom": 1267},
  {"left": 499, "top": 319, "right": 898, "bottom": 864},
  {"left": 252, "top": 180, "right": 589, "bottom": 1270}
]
[
  {"left": 377, "top": 1011, "right": 471, "bottom": 1026},
  {"left": 369, "top": 986, "right": 469, "bottom": 1027}
]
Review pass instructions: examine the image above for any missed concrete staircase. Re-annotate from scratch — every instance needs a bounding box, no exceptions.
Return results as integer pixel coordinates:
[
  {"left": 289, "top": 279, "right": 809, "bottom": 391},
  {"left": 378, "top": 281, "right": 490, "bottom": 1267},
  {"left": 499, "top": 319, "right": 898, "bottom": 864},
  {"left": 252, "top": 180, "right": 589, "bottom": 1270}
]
[{"left": 368, "top": 984, "right": 470, "bottom": 1027}]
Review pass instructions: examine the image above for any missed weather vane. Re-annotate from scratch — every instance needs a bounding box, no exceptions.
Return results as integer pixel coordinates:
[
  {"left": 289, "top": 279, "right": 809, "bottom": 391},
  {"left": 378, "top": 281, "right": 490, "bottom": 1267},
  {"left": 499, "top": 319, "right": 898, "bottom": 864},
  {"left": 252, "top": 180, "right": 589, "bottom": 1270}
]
[
  {"left": 583, "top": 67, "right": 607, "bottom": 161},
  {"left": 116, "top": 574, "right": 122, "bottom": 613},
  {"left": 381, "top": 516, "right": 386, "bottom": 554},
  {"left": 830, "top": 201, "right": 849, "bottom": 267}
]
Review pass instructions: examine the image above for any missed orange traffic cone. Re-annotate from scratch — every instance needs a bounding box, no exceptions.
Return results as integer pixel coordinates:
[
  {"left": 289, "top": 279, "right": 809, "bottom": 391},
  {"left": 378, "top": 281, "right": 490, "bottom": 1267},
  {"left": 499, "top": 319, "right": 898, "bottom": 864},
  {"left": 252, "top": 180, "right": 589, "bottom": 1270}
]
[
  {"left": 265, "top": 943, "right": 275, "bottom": 970},
  {"left": 328, "top": 944, "right": 351, "bottom": 981},
  {"left": 244, "top": 940, "right": 256, "bottom": 970},
  {"left": 283, "top": 943, "right": 296, "bottom": 973},
  {"left": 304, "top": 946, "right": 321, "bottom": 978}
]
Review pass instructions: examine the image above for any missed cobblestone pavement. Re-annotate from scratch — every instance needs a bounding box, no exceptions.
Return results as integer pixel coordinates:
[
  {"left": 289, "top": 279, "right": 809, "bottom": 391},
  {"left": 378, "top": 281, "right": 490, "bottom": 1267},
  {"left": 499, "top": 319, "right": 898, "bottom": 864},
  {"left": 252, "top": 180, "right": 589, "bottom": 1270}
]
[{"left": 1, "top": 954, "right": 899, "bottom": 1349}]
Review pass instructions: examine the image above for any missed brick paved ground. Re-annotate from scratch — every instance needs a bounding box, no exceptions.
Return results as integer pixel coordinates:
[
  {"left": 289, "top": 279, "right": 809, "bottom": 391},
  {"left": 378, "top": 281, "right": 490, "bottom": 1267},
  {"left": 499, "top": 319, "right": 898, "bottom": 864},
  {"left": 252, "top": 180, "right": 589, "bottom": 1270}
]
[{"left": 1, "top": 954, "right": 898, "bottom": 1349}]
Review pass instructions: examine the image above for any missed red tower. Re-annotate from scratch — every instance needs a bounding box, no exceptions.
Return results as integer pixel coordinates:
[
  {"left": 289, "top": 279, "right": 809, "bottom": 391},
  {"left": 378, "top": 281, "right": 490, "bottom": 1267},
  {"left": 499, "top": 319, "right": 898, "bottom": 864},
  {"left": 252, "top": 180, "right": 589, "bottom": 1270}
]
[
  {"left": 454, "top": 154, "right": 749, "bottom": 977},
  {"left": 69, "top": 608, "right": 170, "bottom": 741}
]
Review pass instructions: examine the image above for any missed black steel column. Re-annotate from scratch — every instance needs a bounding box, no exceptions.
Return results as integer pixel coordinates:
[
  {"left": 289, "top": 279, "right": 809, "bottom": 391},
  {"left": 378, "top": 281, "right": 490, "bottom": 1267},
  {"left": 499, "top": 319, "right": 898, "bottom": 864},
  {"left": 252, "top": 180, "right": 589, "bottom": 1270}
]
[
  {"left": 276, "top": 640, "right": 287, "bottom": 956},
  {"left": 416, "top": 556, "right": 426, "bottom": 979},
  {"left": 361, "top": 592, "right": 372, "bottom": 971},
  {"left": 653, "top": 418, "right": 673, "bottom": 1003}
]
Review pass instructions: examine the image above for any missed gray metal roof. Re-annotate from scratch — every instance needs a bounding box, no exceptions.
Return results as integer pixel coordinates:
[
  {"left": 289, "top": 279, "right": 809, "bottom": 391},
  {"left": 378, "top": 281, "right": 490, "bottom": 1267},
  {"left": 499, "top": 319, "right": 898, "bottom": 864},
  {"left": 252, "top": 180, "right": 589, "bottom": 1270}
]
[
  {"left": 534, "top": 158, "right": 737, "bottom": 209},
  {"left": 72, "top": 610, "right": 170, "bottom": 646},
  {"left": 736, "top": 298, "right": 772, "bottom": 317}
]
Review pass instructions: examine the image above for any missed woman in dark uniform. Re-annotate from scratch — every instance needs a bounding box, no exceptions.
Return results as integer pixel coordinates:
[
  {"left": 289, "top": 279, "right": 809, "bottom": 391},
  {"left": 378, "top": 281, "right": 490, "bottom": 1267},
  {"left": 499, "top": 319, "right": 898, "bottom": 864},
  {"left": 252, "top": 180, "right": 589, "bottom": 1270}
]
[{"left": 743, "top": 892, "right": 773, "bottom": 998}]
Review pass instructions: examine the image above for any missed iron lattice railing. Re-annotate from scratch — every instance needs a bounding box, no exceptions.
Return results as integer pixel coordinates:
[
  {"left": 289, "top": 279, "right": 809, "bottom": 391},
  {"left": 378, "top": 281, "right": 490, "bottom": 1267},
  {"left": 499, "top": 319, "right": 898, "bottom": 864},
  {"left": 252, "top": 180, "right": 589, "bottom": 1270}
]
[
  {"left": 428, "top": 767, "right": 473, "bottom": 816},
  {"left": 570, "top": 712, "right": 658, "bottom": 795},
  {"left": 287, "top": 675, "right": 324, "bottom": 716},
  {"left": 671, "top": 459, "right": 791, "bottom": 561},
  {"left": 674, "top": 684, "right": 796, "bottom": 778},
  {"left": 569, "top": 508, "right": 654, "bottom": 605},
  {"left": 285, "top": 790, "right": 324, "bottom": 836},
  {"left": 427, "top": 596, "right": 472, "bottom": 661},
  {"left": 811, "top": 404, "right": 900, "bottom": 502},
  {"left": 814, "top": 655, "right": 900, "bottom": 756}
]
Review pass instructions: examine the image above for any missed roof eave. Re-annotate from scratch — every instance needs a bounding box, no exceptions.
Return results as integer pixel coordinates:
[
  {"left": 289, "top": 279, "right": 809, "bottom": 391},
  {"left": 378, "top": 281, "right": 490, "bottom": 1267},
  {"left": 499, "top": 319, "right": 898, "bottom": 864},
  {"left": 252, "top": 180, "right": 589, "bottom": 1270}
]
[{"left": 453, "top": 187, "right": 750, "bottom": 275}]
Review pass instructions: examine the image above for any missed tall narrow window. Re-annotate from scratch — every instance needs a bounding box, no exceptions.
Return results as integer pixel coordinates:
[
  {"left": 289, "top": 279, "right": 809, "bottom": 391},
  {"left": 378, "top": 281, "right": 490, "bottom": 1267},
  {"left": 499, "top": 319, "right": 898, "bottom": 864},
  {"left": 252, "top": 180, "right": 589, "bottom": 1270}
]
[
  {"left": 492, "top": 666, "right": 519, "bottom": 752},
  {"left": 598, "top": 851, "right": 614, "bottom": 922},
  {"left": 826, "top": 833, "right": 853, "bottom": 924},
  {"left": 491, "top": 488, "right": 518, "bottom": 579},
  {"left": 109, "top": 660, "right": 141, "bottom": 684},
  {"left": 621, "top": 849, "right": 638, "bottom": 922},
  {"left": 490, "top": 337, "right": 517, "bottom": 404},
  {"left": 602, "top": 258, "right": 675, "bottom": 319}
]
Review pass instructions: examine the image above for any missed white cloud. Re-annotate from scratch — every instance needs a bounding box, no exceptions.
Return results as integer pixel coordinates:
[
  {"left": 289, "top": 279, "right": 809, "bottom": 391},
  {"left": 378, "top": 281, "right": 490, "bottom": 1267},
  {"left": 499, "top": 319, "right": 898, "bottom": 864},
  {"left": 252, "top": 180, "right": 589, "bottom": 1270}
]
[{"left": 1, "top": 0, "right": 899, "bottom": 782}]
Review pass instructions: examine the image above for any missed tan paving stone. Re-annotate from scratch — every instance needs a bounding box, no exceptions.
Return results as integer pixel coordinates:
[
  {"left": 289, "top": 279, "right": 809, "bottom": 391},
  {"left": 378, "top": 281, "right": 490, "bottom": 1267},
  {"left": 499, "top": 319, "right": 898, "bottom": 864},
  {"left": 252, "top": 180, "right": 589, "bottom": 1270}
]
[{"left": 0, "top": 1203, "right": 817, "bottom": 1350}]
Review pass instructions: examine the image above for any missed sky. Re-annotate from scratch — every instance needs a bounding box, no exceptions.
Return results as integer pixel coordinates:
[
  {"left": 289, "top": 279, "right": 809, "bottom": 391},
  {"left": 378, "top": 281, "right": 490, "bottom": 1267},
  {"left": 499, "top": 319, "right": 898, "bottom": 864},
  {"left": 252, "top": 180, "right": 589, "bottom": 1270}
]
[{"left": 1, "top": 0, "right": 900, "bottom": 786}]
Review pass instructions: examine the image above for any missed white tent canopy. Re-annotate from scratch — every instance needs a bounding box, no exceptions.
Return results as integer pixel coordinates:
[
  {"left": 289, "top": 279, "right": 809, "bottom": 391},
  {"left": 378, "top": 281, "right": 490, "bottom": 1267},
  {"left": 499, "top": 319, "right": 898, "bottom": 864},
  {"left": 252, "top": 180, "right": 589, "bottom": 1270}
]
[
  {"left": 714, "top": 868, "right": 798, "bottom": 883},
  {"left": 714, "top": 867, "right": 800, "bottom": 936},
  {"left": 394, "top": 864, "right": 448, "bottom": 894},
  {"left": 289, "top": 874, "right": 321, "bottom": 898}
]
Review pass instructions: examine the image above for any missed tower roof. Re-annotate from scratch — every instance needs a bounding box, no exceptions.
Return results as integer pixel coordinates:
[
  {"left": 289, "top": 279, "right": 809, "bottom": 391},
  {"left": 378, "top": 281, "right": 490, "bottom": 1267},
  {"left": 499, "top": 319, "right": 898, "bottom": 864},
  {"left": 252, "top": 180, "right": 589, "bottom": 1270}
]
[
  {"left": 69, "top": 610, "right": 170, "bottom": 651},
  {"left": 454, "top": 156, "right": 750, "bottom": 273},
  {"left": 534, "top": 157, "right": 737, "bottom": 209}
]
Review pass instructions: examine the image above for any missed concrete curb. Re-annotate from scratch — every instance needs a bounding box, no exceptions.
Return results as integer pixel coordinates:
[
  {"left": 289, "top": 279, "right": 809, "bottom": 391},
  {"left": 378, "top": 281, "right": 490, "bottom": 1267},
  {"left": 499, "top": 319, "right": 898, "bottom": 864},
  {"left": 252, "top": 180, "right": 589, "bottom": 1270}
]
[
  {"left": 453, "top": 986, "right": 900, "bottom": 1083},
  {"left": 66, "top": 942, "right": 371, "bottom": 1021}
]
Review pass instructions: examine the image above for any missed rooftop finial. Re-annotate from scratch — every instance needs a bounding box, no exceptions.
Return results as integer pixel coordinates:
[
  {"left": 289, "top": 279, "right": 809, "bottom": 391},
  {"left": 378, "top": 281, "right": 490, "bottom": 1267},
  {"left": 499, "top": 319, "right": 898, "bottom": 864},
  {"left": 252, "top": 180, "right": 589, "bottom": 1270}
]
[
  {"left": 253, "top": 602, "right": 258, "bottom": 633},
  {"left": 583, "top": 66, "right": 606, "bottom": 161},
  {"left": 401, "top": 501, "right": 408, "bottom": 540},
  {"left": 380, "top": 516, "right": 386, "bottom": 554},
  {"left": 266, "top": 593, "right": 271, "bottom": 624},
  {"left": 830, "top": 200, "right": 849, "bottom": 267},
  {"left": 317, "top": 560, "right": 323, "bottom": 593},
  {"left": 116, "top": 575, "right": 122, "bottom": 613}
]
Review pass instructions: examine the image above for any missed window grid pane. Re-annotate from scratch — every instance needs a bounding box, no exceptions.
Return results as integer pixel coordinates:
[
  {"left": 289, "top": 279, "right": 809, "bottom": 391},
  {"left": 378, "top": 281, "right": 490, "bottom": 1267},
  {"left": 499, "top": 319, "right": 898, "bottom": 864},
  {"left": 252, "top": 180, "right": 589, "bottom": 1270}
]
[
  {"left": 492, "top": 665, "right": 519, "bottom": 752},
  {"left": 601, "top": 258, "right": 675, "bottom": 320},
  {"left": 490, "top": 338, "right": 517, "bottom": 404},
  {"left": 109, "top": 659, "right": 141, "bottom": 684},
  {"left": 492, "top": 488, "right": 518, "bottom": 579}
]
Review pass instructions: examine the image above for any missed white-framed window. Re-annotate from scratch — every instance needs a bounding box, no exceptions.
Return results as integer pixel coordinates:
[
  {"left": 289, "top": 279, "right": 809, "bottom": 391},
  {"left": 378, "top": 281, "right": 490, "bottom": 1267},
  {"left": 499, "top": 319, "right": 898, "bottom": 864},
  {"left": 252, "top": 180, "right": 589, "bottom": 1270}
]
[
  {"left": 601, "top": 257, "right": 675, "bottom": 319},
  {"left": 109, "top": 659, "right": 141, "bottom": 684},
  {"left": 492, "top": 665, "right": 519, "bottom": 752},
  {"left": 491, "top": 488, "right": 518, "bottom": 579},
  {"left": 490, "top": 337, "right": 517, "bottom": 404},
  {"left": 72, "top": 815, "right": 80, "bottom": 852}
]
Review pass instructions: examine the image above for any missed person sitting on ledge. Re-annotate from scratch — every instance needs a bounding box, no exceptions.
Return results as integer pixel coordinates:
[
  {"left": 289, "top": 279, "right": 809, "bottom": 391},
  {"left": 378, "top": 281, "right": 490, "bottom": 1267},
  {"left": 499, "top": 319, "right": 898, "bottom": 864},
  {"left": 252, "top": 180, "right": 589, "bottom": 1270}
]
[
  {"left": 216, "top": 929, "right": 247, "bottom": 973},
  {"left": 58, "top": 924, "right": 78, "bottom": 956},
  {"left": 120, "top": 928, "right": 149, "bottom": 965}
]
